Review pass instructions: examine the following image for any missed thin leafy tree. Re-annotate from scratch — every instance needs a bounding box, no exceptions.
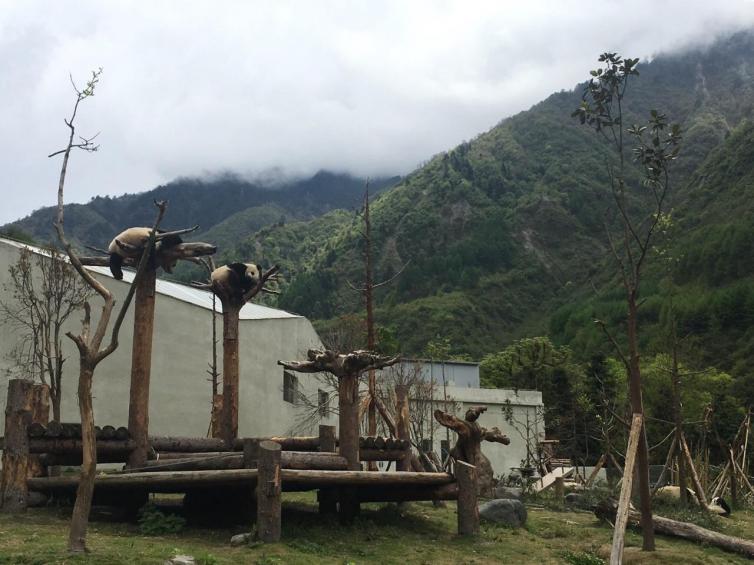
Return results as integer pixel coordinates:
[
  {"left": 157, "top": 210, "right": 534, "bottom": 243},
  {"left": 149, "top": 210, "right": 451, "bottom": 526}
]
[{"left": 573, "top": 53, "right": 682, "bottom": 552}]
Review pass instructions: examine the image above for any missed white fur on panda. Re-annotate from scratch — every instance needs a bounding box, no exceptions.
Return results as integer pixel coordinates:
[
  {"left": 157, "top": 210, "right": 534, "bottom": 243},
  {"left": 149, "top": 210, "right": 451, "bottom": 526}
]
[
  {"left": 108, "top": 227, "right": 152, "bottom": 257},
  {"left": 210, "top": 262, "right": 261, "bottom": 300},
  {"left": 107, "top": 227, "right": 182, "bottom": 280}
]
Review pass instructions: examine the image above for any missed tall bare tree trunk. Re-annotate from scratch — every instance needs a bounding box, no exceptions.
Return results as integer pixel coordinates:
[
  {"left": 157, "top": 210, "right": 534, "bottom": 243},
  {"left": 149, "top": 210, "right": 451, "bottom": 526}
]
[
  {"left": 222, "top": 304, "right": 241, "bottom": 445},
  {"left": 627, "top": 295, "right": 655, "bottom": 550},
  {"left": 670, "top": 340, "right": 688, "bottom": 506},
  {"left": 68, "top": 365, "right": 95, "bottom": 553},
  {"left": 127, "top": 268, "right": 157, "bottom": 468}
]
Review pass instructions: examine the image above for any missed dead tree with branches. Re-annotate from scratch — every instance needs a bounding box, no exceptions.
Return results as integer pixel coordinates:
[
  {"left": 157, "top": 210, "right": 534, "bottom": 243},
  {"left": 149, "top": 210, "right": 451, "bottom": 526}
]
[
  {"left": 48, "top": 68, "right": 168, "bottom": 553},
  {"left": 434, "top": 406, "right": 510, "bottom": 496},
  {"left": 347, "top": 181, "right": 408, "bottom": 469},
  {"left": 278, "top": 349, "right": 399, "bottom": 521},
  {"left": 0, "top": 246, "right": 93, "bottom": 421}
]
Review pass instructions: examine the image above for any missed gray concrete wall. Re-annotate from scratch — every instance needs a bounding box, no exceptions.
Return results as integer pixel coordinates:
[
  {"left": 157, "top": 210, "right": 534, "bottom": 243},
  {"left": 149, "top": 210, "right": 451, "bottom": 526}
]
[
  {"left": 381, "top": 386, "right": 544, "bottom": 479},
  {"left": 0, "top": 239, "right": 337, "bottom": 438}
]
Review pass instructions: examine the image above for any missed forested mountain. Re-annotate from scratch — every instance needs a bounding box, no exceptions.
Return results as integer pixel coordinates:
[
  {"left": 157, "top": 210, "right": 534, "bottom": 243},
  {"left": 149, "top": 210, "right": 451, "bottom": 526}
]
[
  {"left": 2, "top": 172, "right": 398, "bottom": 252},
  {"left": 237, "top": 31, "right": 754, "bottom": 375}
]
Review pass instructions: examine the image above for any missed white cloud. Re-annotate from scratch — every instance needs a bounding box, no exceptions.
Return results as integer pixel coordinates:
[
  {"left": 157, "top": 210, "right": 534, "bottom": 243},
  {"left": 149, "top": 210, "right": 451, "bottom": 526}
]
[{"left": 1, "top": 0, "right": 753, "bottom": 223}]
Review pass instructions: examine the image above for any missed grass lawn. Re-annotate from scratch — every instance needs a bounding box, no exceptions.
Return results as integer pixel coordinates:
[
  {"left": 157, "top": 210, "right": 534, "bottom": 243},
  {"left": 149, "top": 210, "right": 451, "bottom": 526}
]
[{"left": 0, "top": 493, "right": 753, "bottom": 564}]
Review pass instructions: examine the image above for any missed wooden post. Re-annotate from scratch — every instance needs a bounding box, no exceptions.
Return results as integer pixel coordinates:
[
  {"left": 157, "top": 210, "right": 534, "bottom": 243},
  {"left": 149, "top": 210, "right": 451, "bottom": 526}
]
[
  {"left": 1, "top": 379, "right": 34, "bottom": 511},
  {"left": 243, "top": 438, "right": 259, "bottom": 468},
  {"left": 28, "top": 384, "right": 50, "bottom": 479},
  {"left": 222, "top": 304, "right": 241, "bottom": 446},
  {"left": 456, "top": 460, "right": 479, "bottom": 536},
  {"left": 318, "top": 424, "right": 338, "bottom": 514},
  {"left": 610, "top": 413, "right": 643, "bottom": 565},
  {"left": 395, "top": 384, "right": 411, "bottom": 472},
  {"left": 128, "top": 267, "right": 157, "bottom": 468},
  {"left": 339, "top": 375, "right": 360, "bottom": 523},
  {"left": 256, "top": 440, "right": 281, "bottom": 543}
]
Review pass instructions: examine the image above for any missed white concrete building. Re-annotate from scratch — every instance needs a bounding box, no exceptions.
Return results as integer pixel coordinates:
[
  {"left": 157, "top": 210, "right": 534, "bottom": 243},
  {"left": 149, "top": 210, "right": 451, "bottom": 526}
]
[
  {"left": 0, "top": 237, "right": 336, "bottom": 439},
  {"left": 0, "top": 237, "right": 544, "bottom": 477}
]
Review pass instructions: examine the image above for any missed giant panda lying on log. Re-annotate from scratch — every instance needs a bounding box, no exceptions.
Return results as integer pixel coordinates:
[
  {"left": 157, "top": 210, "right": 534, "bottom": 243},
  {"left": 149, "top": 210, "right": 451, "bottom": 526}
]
[
  {"left": 107, "top": 227, "right": 183, "bottom": 280},
  {"left": 655, "top": 485, "right": 732, "bottom": 516},
  {"left": 210, "top": 263, "right": 261, "bottom": 302}
]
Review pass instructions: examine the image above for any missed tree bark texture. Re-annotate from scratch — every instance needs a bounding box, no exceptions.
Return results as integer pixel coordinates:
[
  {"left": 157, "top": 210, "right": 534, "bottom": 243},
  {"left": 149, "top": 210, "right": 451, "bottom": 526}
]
[
  {"left": 395, "top": 384, "right": 411, "bottom": 472},
  {"left": 127, "top": 268, "right": 157, "bottom": 468},
  {"left": 610, "top": 413, "right": 642, "bottom": 565},
  {"left": 256, "top": 441, "right": 281, "bottom": 542},
  {"left": 1, "top": 379, "right": 33, "bottom": 511},
  {"left": 434, "top": 407, "right": 509, "bottom": 496},
  {"left": 627, "top": 296, "right": 655, "bottom": 551},
  {"left": 222, "top": 304, "right": 241, "bottom": 445},
  {"left": 68, "top": 366, "right": 95, "bottom": 553},
  {"left": 456, "top": 461, "right": 479, "bottom": 536}
]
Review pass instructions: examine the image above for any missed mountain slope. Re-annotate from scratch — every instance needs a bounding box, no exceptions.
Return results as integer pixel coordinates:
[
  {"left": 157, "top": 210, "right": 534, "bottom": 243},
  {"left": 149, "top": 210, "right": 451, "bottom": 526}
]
[
  {"left": 248, "top": 31, "right": 754, "bottom": 359},
  {"left": 4, "top": 172, "right": 398, "bottom": 251}
]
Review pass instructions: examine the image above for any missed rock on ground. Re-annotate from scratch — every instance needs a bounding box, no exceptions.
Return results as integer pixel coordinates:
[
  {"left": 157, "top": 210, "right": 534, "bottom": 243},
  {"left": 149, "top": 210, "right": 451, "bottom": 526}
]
[
  {"left": 164, "top": 555, "right": 195, "bottom": 565},
  {"left": 494, "top": 486, "right": 523, "bottom": 500},
  {"left": 479, "top": 499, "right": 528, "bottom": 528},
  {"left": 230, "top": 532, "right": 253, "bottom": 546}
]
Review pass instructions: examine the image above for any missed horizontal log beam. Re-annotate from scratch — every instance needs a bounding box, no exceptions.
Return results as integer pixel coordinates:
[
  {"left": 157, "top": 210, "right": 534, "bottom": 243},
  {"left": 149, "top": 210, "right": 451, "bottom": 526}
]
[
  {"left": 149, "top": 436, "right": 320, "bottom": 453},
  {"left": 38, "top": 452, "right": 130, "bottom": 466},
  {"left": 281, "top": 469, "right": 453, "bottom": 486},
  {"left": 28, "top": 469, "right": 259, "bottom": 492},
  {"left": 28, "top": 468, "right": 454, "bottom": 494},
  {"left": 132, "top": 452, "right": 348, "bottom": 472},
  {"left": 360, "top": 449, "right": 407, "bottom": 461},
  {"left": 28, "top": 439, "right": 135, "bottom": 455}
]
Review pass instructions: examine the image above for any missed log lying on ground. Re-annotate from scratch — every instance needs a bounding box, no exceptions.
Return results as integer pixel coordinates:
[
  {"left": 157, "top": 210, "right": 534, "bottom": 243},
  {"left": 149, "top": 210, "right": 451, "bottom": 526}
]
[
  {"left": 148, "top": 435, "right": 319, "bottom": 453},
  {"left": 596, "top": 499, "right": 754, "bottom": 559},
  {"left": 281, "top": 469, "right": 453, "bottom": 486},
  {"left": 129, "top": 452, "right": 349, "bottom": 472}
]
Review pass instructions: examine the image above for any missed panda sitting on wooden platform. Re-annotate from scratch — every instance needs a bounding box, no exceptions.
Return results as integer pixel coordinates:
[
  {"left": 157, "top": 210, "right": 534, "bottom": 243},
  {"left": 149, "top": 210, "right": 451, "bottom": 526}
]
[
  {"left": 210, "top": 263, "right": 261, "bottom": 302},
  {"left": 655, "top": 485, "right": 732, "bottom": 516},
  {"left": 107, "top": 227, "right": 183, "bottom": 280}
]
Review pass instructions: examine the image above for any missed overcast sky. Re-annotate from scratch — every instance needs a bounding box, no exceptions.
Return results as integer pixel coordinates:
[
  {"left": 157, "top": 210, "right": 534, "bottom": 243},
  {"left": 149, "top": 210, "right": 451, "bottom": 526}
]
[{"left": 2, "top": 1, "right": 754, "bottom": 224}]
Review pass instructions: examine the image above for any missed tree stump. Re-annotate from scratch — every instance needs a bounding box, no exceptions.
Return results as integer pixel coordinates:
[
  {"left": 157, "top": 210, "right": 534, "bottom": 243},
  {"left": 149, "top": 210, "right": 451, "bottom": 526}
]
[
  {"left": 434, "top": 407, "right": 510, "bottom": 496},
  {"left": 1, "top": 380, "right": 34, "bottom": 512},
  {"left": 456, "top": 461, "right": 479, "bottom": 536},
  {"left": 256, "top": 440, "right": 282, "bottom": 543},
  {"left": 318, "top": 425, "right": 338, "bottom": 515}
]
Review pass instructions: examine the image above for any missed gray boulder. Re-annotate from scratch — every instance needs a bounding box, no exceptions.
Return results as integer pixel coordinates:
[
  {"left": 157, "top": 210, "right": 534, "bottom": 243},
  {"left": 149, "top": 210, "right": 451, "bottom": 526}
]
[
  {"left": 479, "top": 499, "right": 527, "bottom": 527},
  {"left": 164, "top": 556, "right": 195, "bottom": 565},
  {"left": 494, "top": 486, "right": 523, "bottom": 500},
  {"left": 230, "top": 532, "right": 253, "bottom": 547}
]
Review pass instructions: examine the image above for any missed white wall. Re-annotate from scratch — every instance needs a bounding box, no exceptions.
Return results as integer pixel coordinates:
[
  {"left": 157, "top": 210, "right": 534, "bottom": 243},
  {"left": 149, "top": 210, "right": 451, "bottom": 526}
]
[{"left": 0, "top": 239, "right": 337, "bottom": 438}]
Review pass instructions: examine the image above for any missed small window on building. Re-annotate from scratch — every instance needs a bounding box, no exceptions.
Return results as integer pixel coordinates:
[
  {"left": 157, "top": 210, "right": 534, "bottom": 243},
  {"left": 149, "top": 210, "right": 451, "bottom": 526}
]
[
  {"left": 283, "top": 371, "right": 298, "bottom": 404},
  {"left": 318, "top": 389, "right": 329, "bottom": 417},
  {"left": 420, "top": 439, "right": 433, "bottom": 454},
  {"left": 440, "top": 439, "right": 450, "bottom": 460}
]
